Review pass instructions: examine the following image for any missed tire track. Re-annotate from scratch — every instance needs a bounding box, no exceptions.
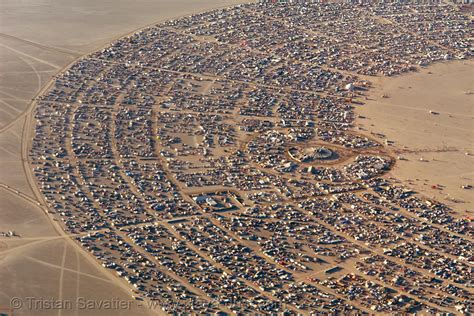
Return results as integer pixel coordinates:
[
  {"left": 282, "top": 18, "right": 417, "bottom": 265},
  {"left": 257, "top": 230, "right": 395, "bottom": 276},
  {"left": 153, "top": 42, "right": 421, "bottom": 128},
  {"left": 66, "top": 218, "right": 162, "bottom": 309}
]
[
  {"left": 57, "top": 242, "right": 67, "bottom": 316},
  {"left": 0, "top": 43, "right": 61, "bottom": 69},
  {"left": 24, "top": 255, "right": 113, "bottom": 284},
  {"left": 0, "top": 32, "right": 82, "bottom": 57}
]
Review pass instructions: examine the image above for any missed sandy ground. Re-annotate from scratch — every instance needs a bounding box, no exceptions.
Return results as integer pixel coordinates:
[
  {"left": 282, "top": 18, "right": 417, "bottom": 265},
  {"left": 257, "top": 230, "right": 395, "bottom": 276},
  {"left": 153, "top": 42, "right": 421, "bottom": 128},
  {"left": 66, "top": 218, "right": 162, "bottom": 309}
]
[
  {"left": 0, "top": 1, "right": 247, "bottom": 315},
  {"left": 357, "top": 59, "right": 474, "bottom": 216}
]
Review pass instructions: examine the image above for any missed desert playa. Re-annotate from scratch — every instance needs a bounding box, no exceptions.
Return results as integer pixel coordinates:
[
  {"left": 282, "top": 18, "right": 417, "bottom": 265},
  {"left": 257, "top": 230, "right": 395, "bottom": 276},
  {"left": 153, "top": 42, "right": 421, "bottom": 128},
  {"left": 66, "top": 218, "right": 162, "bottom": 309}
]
[{"left": 358, "top": 59, "right": 474, "bottom": 215}]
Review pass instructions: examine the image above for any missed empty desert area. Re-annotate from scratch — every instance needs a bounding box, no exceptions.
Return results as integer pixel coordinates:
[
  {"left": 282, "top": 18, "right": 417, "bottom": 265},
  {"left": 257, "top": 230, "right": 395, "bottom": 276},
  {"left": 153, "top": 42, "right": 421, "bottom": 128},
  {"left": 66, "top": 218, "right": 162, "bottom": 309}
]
[
  {"left": 358, "top": 59, "right": 474, "bottom": 214},
  {"left": 0, "top": 0, "right": 473, "bottom": 315}
]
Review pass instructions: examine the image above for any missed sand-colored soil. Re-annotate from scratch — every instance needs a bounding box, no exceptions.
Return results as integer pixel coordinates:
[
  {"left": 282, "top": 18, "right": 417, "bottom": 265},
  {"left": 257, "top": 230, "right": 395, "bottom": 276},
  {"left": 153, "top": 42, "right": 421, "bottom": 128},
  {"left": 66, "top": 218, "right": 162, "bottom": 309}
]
[{"left": 357, "top": 59, "right": 474, "bottom": 215}]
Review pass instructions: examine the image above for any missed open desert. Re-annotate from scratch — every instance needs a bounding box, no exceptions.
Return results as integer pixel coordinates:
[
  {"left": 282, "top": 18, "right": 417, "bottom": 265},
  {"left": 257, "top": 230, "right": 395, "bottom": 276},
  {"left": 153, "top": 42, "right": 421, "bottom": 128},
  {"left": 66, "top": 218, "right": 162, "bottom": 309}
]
[{"left": 357, "top": 59, "right": 474, "bottom": 215}]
